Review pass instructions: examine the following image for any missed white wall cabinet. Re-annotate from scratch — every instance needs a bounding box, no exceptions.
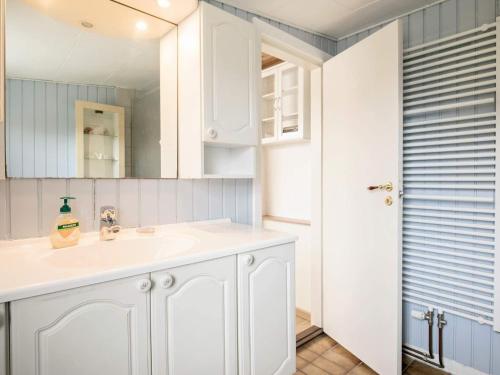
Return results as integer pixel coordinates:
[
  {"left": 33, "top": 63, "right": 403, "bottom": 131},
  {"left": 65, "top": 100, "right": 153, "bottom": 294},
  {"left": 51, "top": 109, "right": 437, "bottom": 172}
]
[
  {"left": 8, "top": 244, "right": 295, "bottom": 375},
  {"left": 9, "top": 275, "right": 151, "bottom": 375},
  {"left": 151, "top": 256, "right": 237, "bottom": 375},
  {"left": 261, "top": 63, "right": 310, "bottom": 145},
  {"left": 178, "top": 2, "right": 258, "bottom": 178},
  {"left": 238, "top": 243, "right": 296, "bottom": 375}
]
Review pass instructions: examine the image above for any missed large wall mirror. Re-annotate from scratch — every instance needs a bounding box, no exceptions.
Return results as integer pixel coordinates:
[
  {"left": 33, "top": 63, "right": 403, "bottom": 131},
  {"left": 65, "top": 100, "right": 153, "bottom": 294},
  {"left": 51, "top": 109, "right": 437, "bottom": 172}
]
[{"left": 4, "top": 0, "right": 178, "bottom": 178}]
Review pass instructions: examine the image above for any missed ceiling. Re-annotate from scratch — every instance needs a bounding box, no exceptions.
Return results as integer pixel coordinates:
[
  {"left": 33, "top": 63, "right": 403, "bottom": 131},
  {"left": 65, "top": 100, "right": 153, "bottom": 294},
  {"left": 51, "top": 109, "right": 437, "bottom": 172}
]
[
  {"left": 116, "top": 0, "right": 197, "bottom": 24},
  {"left": 221, "top": 0, "right": 437, "bottom": 39},
  {"left": 5, "top": 0, "right": 183, "bottom": 91}
]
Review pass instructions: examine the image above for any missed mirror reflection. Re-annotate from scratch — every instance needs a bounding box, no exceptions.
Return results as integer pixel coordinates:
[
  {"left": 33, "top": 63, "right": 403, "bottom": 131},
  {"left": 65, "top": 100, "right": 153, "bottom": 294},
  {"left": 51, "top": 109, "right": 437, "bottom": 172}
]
[{"left": 5, "top": 0, "right": 175, "bottom": 178}]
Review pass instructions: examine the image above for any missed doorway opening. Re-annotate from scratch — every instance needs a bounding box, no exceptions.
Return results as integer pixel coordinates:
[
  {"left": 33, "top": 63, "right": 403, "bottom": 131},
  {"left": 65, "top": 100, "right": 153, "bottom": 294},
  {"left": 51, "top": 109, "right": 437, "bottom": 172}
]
[{"left": 253, "top": 21, "right": 328, "bottom": 345}]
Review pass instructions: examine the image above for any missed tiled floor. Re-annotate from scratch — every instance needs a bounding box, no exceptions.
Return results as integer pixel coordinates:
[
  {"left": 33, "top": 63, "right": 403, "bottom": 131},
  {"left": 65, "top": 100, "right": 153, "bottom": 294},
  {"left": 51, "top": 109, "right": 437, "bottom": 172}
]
[
  {"left": 296, "top": 312, "right": 311, "bottom": 334},
  {"left": 295, "top": 335, "right": 449, "bottom": 375}
]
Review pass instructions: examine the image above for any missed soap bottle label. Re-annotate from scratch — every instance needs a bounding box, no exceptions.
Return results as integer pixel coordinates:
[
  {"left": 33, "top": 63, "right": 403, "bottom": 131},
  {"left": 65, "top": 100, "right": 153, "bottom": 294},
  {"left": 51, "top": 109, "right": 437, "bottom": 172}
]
[{"left": 57, "top": 222, "right": 80, "bottom": 238}]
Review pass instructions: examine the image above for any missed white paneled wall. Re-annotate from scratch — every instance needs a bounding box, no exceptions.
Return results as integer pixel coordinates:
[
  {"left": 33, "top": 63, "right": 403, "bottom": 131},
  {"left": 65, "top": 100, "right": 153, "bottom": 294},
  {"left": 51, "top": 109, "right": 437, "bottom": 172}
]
[{"left": 0, "top": 178, "right": 252, "bottom": 240}]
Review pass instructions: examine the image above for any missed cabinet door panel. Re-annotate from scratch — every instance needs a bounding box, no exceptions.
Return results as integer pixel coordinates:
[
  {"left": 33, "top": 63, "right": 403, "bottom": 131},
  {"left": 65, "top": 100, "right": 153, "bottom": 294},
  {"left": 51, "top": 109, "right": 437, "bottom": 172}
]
[
  {"left": 238, "top": 243, "right": 295, "bottom": 375},
  {"left": 10, "top": 275, "right": 150, "bottom": 375},
  {"left": 202, "top": 3, "right": 257, "bottom": 146},
  {"left": 151, "top": 256, "right": 237, "bottom": 375}
]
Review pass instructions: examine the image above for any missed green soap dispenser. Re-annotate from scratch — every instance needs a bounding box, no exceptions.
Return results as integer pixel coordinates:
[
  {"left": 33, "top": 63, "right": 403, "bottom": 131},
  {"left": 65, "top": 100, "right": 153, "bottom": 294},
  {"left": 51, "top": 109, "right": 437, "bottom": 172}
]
[{"left": 50, "top": 197, "right": 80, "bottom": 249}]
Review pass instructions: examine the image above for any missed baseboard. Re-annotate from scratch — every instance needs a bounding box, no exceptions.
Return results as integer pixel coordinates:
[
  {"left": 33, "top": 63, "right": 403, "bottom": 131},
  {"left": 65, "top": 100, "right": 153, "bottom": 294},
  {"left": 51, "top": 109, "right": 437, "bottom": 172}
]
[
  {"left": 443, "top": 359, "right": 489, "bottom": 375},
  {"left": 405, "top": 344, "right": 489, "bottom": 375}
]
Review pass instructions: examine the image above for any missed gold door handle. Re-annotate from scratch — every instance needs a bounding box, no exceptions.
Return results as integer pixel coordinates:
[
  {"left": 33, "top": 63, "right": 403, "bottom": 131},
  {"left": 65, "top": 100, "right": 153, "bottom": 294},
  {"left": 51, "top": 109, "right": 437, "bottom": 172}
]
[{"left": 367, "top": 182, "right": 393, "bottom": 192}]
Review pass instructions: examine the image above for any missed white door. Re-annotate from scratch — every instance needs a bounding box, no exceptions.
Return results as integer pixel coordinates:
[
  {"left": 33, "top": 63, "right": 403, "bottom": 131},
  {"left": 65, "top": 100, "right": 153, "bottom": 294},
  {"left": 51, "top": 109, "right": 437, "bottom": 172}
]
[
  {"left": 150, "top": 256, "right": 237, "bottom": 375},
  {"left": 322, "top": 20, "right": 402, "bottom": 375},
  {"left": 238, "top": 243, "right": 295, "bottom": 375},
  {"left": 202, "top": 2, "right": 257, "bottom": 146},
  {"left": 10, "top": 275, "right": 151, "bottom": 375}
]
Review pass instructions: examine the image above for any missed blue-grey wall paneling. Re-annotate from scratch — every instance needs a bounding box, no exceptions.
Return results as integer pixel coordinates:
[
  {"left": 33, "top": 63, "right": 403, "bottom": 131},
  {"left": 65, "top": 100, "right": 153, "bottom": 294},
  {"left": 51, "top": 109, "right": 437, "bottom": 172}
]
[
  {"left": 176, "top": 179, "right": 194, "bottom": 223},
  {"left": 222, "top": 179, "right": 236, "bottom": 223},
  {"left": 193, "top": 179, "right": 209, "bottom": 221},
  {"left": 56, "top": 83, "right": 68, "bottom": 177},
  {"left": 21, "top": 80, "right": 34, "bottom": 177},
  {"left": 45, "top": 83, "right": 58, "bottom": 177}
]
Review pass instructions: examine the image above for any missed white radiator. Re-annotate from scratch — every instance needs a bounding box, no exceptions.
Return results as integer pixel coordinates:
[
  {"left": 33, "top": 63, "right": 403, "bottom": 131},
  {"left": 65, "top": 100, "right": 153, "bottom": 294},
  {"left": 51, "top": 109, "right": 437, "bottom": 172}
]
[{"left": 402, "top": 19, "right": 498, "bottom": 329}]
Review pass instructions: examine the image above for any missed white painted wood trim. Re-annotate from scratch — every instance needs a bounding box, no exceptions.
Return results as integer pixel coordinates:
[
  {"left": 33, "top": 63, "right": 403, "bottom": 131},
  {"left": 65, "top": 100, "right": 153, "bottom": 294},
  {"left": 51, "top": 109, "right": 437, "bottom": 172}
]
[
  {"left": 253, "top": 20, "right": 325, "bottom": 329},
  {"left": 494, "top": 15, "right": 500, "bottom": 333},
  {"left": 404, "top": 347, "right": 489, "bottom": 375},
  {"left": 75, "top": 100, "right": 126, "bottom": 178},
  {"left": 160, "top": 27, "right": 178, "bottom": 179},
  {"left": 253, "top": 20, "right": 263, "bottom": 226},
  {"left": 253, "top": 18, "right": 331, "bottom": 68},
  {"left": 263, "top": 215, "right": 310, "bottom": 226},
  {"left": 0, "top": 0, "right": 4, "bottom": 180},
  {"left": 310, "top": 67, "right": 322, "bottom": 327},
  {"left": 177, "top": 6, "right": 202, "bottom": 179}
]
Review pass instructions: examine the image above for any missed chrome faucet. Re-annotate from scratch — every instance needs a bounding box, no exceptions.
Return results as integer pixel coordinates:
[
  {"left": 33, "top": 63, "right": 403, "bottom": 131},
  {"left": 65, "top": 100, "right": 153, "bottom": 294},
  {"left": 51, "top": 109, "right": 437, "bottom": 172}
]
[{"left": 100, "top": 206, "right": 121, "bottom": 241}]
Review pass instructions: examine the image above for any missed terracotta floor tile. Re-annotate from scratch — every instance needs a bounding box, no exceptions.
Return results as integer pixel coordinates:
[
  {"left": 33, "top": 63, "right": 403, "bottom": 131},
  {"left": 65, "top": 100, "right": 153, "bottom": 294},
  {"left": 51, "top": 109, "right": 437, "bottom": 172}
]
[
  {"left": 297, "top": 355, "right": 309, "bottom": 370},
  {"left": 298, "top": 348, "right": 321, "bottom": 362},
  {"left": 322, "top": 345, "right": 361, "bottom": 371},
  {"left": 312, "top": 356, "right": 348, "bottom": 375},
  {"left": 302, "top": 363, "right": 331, "bottom": 375},
  {"left": 404, "top": 361, "right": 449, "bottom": 375},
  {"left": 303, "top": 335, "right": 337, "bottom": 355},
  {"left": 295, "top": 371, "right": 306, "bottom": 375},
  {"left": 348, "top": 363, "right": 378, "bottom": 375}
]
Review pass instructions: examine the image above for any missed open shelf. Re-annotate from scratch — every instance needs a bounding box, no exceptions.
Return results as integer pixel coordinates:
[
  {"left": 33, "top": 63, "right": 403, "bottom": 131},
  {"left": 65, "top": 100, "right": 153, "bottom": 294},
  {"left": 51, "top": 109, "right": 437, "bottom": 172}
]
[{"left": 204, "top": 144, "right": 255, "bottom": 177}]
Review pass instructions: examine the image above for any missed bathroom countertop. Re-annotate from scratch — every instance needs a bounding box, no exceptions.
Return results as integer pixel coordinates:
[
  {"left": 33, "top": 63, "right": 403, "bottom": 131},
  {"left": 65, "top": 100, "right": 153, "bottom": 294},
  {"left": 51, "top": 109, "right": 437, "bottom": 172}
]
[{"left": 0, "top": 219, "right": 296, "bottom": 303}]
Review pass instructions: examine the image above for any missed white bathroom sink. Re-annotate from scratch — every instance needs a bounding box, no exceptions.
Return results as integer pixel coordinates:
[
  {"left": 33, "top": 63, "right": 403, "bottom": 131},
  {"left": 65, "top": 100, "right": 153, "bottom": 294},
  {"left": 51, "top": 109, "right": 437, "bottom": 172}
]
[{"left": 39, "top": 232, "right": 199, "bottom": 269}]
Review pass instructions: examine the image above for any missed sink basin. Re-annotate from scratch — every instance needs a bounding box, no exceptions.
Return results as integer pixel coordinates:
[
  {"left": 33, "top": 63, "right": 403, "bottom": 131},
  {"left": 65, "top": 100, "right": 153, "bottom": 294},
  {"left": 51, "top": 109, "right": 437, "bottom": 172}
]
[{"left": 39, "top": 233, "right": 199, "bottom": 269}]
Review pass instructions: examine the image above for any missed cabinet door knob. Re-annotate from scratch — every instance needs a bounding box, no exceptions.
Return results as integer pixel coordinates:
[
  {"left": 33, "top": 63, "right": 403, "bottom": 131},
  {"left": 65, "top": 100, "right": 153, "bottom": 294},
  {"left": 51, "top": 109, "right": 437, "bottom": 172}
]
[
  {"left": 161, "top": 274, "right": 175, "bottom": 289},
  {"left": 137, "top": 279, "right": 152, "bottom": 292},
  {"left": 207, "top": 128, "right": 218, "bottom": 139},
  {"left": 243, "top": 255, "right": 255, "bottom": 266}
]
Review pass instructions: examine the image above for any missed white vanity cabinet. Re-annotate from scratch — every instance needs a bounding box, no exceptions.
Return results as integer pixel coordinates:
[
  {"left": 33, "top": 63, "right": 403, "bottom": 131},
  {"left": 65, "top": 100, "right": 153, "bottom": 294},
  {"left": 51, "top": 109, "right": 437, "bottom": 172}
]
[
  {"left": 238, "top": 243, "right": 296, "bottom": 375},
  {"left": 151, "top": 256, "right": 237, "bottom": 375},
  {"left": 9, "top": 275, "right": 152, "bottom": 375},
  {"left": 6, "top": 242, "right": 295, "bottom": 375},
  {"left": 178, "top": 2, "right": 257, "bottom": 178}
]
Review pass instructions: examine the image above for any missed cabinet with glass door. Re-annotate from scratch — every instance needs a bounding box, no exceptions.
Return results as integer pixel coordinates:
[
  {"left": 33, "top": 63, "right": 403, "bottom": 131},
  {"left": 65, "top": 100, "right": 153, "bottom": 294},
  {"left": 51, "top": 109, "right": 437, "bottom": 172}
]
[{"left": 261, "top": 62, "right": 310, "bottom": 145}]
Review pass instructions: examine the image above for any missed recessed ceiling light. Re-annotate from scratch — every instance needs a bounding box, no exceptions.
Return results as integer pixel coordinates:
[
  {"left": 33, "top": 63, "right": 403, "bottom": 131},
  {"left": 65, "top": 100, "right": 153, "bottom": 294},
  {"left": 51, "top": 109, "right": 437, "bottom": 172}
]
[
  {"left": 81, "top": 21, "right": 94, "bottom": 28},
  {"left": 157, "top": 0, "right": 171, "bottom": 8},
  {"left": 135, "top": 21, "right": 148, "bottom": 31}
]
